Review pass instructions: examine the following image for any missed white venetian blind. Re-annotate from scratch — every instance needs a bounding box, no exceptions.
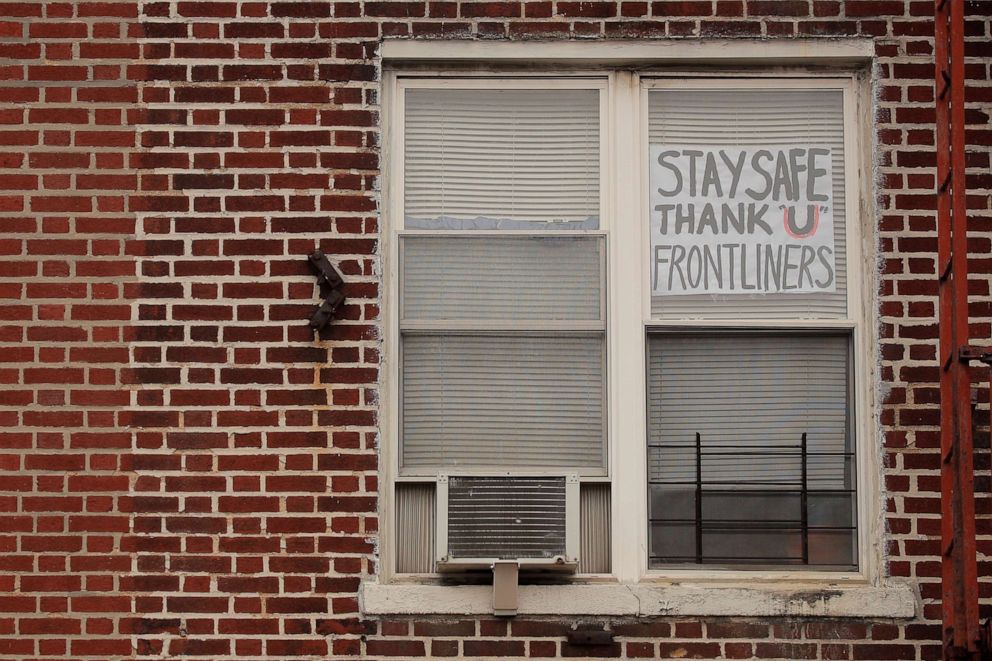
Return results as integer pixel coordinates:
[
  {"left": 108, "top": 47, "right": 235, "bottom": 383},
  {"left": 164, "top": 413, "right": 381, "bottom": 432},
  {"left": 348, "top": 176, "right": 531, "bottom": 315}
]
[
  {"left": 404, "top": 87, "right": 600, "bottom": 230},
  {"left": 646, "top": 333, "right": 853, "bottom": 488},
  {"left": 399, "top": 83, "right": 606, "bottom": 478},
  {"left": 401, "top": 334, "right": 606, "bottom": 473},
  {"left": 401, "top": 236, "right": 604, "bottom": 322},
  {"left": 648, "top": 88, "right": 847, "bottom": 319}
]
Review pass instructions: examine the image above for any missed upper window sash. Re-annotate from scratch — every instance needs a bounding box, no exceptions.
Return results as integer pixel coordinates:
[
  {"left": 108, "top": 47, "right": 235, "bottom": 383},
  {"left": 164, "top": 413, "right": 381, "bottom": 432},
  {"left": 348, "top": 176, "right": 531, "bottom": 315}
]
[
  {"left": 390, "top": 76, "right": 612, "bottom": 479},
  {"left": 640, "top": 77, "right": 861, "bottom": 324},
  {"left": 393, "top": 77, "right": 610, "bottom": 234}
]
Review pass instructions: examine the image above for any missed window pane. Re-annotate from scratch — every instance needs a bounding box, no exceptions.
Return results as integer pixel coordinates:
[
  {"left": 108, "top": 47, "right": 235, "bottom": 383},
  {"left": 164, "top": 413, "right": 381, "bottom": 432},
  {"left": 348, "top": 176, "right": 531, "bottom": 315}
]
[
  {"left": 405, "top": 88, "right": 600, "bottom": 230},
  {"left": 401, "top": 236, "right": 603, "bottom": 322},
  {"left": 402, "top": 334, "right": 606, "bottom": 473},
  {"left": 646, "top": 333, "right": 856, "bottom": 570},
  {"left": 647, "top": 88, "right": 847, "bottom": 319}
]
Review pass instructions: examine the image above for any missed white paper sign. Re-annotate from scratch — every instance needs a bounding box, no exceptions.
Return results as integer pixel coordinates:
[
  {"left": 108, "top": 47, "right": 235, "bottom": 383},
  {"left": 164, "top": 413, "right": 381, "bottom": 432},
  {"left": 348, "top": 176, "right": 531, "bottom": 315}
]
[{"left": 649, "top": 144, "right": 836, "bottom": 296}]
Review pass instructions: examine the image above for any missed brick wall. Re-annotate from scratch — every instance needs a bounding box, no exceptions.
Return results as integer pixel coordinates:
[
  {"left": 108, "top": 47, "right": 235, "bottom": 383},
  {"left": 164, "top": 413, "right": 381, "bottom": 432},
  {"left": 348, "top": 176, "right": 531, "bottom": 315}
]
[{"left": 1, "top": 0, "right": 990, "bottom": 659}]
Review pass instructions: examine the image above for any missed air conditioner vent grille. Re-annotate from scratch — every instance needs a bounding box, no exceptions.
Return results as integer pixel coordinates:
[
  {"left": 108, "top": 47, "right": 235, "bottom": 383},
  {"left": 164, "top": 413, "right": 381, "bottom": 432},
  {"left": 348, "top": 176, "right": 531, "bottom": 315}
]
[{"left": 447, "top": 476, "right": 567, "bottom": 560}]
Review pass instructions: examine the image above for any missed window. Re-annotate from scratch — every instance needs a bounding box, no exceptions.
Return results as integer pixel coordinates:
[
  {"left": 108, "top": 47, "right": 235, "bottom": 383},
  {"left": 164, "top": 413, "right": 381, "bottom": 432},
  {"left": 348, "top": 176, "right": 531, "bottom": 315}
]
[
  {"left": 384, "top": 68, "right": 871, "bottom": 581},
  {"left": 390, "top": 79, "right": 611, "bottom": 574}
]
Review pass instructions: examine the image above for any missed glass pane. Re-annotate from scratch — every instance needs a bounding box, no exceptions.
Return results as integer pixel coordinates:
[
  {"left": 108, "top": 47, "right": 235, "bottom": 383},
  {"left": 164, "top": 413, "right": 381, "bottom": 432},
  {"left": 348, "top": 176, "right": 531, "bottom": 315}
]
[
  {"left": 808, "top": 530, "right": 858, "bottom": 566},
  {"left": 401, "top": 236, "right": 603, "bottom": 322},
  {"left": 702, "top": 491, "right": 801, "bottom": 522},
  {"left": 647, "top": 88, "right": 847, "bottom": 319},
  {"left": 808, "top": 491, "right": 857, "bottom": 528},
  {"left": 401, "top": 333, "right": 606, "bottom": 473},
  {"left": 703, "top": 530, "right": 805, "bottom": 564},
  {"left": 650, "top": 485, "right": 695, "bottom": 520},
  {"left": 650, "top": 522, "right": 696, "bottom": 563},
  {"left": 405, "top": 87, "right": 600, "bottom": 230},
  {"left": 646, "top": 332, "right": 857, "bottom": 570}
]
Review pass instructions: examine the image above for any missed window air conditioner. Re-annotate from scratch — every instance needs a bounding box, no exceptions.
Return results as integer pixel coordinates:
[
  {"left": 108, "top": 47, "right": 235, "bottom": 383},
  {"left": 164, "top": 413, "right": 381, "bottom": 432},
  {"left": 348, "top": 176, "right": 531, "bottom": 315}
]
[{"left": 435, "top": 474, "right": 580, "bottom": 572}]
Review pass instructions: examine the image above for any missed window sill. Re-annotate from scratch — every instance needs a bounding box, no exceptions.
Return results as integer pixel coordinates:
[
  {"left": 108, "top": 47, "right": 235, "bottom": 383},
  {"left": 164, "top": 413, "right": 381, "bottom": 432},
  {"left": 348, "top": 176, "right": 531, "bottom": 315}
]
[{"left": 361, "top": 581, "right": 917, "bottom": 619}]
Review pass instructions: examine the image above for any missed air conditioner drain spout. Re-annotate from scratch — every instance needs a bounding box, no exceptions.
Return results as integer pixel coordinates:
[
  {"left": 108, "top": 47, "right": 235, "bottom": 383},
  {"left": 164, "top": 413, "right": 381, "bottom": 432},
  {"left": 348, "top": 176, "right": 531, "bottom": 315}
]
[{"left": 492, "top": 561, "right": 519, "bottom": 617}]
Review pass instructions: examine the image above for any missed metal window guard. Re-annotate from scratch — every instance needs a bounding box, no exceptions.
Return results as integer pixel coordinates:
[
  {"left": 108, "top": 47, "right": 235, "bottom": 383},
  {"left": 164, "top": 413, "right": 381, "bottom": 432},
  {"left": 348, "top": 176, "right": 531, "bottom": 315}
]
[{"left": 649, "top": 432, "right": 856, "bottom": 566}]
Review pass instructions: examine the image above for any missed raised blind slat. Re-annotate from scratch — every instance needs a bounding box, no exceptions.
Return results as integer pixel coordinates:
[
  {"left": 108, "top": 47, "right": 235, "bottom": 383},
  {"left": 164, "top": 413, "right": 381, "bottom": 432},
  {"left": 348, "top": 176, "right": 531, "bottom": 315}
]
[
  {"left": 447, "top": 476, "right": 567, "bottom": 559},
  {"left": 405, "top": 88, "right": 600, "bottom": 229},
  {"left": 401, "top": 236, "right": 603, "bottom": 322},
  {"left": 648, "top": 89, "right": 847, "bottom": 319},
  {"left": 401, "top": 334, "right": 606, "bottom": 473}
]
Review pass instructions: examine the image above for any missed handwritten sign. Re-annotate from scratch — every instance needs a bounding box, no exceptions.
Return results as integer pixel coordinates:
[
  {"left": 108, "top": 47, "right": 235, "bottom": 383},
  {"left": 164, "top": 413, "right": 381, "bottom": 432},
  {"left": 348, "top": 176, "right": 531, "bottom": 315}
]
[{"left": 650, "top": 145, "right": 836, "bottom": 296}]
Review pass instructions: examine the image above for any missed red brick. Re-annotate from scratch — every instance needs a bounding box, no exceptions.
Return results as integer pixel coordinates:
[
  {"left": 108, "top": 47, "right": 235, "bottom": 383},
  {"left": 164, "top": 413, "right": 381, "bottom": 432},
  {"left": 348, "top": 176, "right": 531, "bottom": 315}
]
[
  {"left": 558, "top": 1, "right": 616, "bottom": 15},
  {"left": 658, "top": 642, "right": 721, "bottom": 658},
  {"left": 366, "top": 639, "right": 426, "bottom": 656},
  {"left": 464, "top": 640, "right": 527, "bottom": 656}
]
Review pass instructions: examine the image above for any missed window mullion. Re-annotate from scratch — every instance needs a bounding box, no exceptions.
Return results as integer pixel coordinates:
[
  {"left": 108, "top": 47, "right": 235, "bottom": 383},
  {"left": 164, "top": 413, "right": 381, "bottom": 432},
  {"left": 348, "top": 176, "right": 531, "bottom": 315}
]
[{"left": 610, "top": 70, "right": 647, "bottom": 583}]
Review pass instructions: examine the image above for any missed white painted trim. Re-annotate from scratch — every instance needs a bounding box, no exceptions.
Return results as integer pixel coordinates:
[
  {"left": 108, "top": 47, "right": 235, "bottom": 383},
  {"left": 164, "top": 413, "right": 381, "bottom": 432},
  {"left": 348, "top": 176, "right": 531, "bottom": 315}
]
[
  {"left": 609, "top": 70, "right": 645, "bottom": 584},
  {"left": 380, "top": 68, "right": 399, "bottom": 584},
  {"left": 399, "top": 76, "right": 610, "bottom": 89},
  {"left": 642, "top": 76, "right": 852, "bottom": 89},
  {"left": 844, "top": 73, "right": 877, "bottom": 586},
  {"left": 361, "top": 581, "right": 916, "bottom": 618},
  {"left": 852, "top": 69, "right": 885, "bottom": 585},
  {"left": 380, "top": 39, "right": 875, "bottom": 66}
]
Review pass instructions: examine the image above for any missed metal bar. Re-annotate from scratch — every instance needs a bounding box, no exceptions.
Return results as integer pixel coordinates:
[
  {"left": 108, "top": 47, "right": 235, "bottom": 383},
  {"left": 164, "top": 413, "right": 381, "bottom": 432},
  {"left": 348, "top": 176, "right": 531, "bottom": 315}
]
[
  {"left": 650, "top": 520, "right": 855, "bottom": 531},
  {"left": 695, "top": 432, "right": 703, "bottom": 565},
  {"left": 959, "top": 345, "right": 992, "bottom": 365},
  {"left": 651, "top": 556, "right": 811, "bottom": 563},
  {"left": 649, "top": 443, "right": 853, "bottom": 455},
  {"left": 648, "top": 483, "right": 857, "bottom": 492},
  {"left": 950, "top": 0, "right": 980, "bottom": 649},
  {"left": 648, "top": 448, "right": 854, "bottom": 457},
  {"left": 801, "top": 432, "right": 810, "bottom": 565}
]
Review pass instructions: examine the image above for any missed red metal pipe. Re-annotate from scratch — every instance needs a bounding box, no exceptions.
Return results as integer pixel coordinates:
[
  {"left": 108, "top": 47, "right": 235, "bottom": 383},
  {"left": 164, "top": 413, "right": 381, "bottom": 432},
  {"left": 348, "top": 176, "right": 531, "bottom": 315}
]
[{"left": 935, "top": 0, "right": 981, "bottom": 658}]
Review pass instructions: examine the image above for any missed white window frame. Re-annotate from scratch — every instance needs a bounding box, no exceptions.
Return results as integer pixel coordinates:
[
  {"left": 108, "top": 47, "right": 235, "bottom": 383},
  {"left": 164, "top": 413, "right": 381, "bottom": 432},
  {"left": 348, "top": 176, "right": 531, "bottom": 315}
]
[
  {"left": 630, "top": 75, "right": 872, "bottom": 582},
  {"left": 370, "top": 40, "right": 914, "bottom": 618},
  {"left": 384, "top": 74, "right": 617, "bottom": 583}
]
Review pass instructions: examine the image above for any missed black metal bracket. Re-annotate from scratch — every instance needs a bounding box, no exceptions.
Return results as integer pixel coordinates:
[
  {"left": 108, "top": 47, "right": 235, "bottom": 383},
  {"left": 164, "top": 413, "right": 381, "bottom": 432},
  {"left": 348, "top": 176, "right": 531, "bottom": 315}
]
[
  {"left": 307, "top": 250, "right": 346, "bottom": 331},
  {"left": 959, "top": 345, "right": 992, "bottom": 366}
]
